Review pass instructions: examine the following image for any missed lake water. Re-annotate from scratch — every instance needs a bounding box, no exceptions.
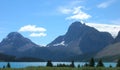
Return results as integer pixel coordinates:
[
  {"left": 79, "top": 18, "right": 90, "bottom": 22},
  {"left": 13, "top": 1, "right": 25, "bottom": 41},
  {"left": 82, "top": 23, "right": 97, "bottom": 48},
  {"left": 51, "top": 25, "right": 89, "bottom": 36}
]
[{"left": 0, "top": 62, "right": 117, "bottom": 68}]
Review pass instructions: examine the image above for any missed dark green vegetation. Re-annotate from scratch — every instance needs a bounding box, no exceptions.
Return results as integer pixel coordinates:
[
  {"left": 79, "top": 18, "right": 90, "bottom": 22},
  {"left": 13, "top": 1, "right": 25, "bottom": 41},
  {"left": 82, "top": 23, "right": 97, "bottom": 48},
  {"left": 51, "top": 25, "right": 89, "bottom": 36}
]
[
  {"left": 96, "top": 59, "right": 104, "bottom": 67},
  {"left": 1, "top": 67, "right": 120, "bottom": 70},
  {"left": 116, "top": 59, "right": 120, "bottom": 67},
  {"left": 6, "top": 62, "right": 11, "bottom": 68},
  {"left": 0, "top": 53, "right": 44, "bottom": 62},
  {"left": 0, "top": 53, "right": 15, "bottom": 61},
  {"left": 89, "top": 58, "right": 95, "bottom": 67}
]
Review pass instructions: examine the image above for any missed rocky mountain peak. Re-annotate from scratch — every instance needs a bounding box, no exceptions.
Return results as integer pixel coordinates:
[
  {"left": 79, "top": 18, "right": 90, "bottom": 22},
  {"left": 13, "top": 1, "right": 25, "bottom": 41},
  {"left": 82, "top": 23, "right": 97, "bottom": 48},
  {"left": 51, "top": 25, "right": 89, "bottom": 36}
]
[
  {"left": 0, "top": 32, "right": 33, "bottom": 47},
  {"left": 70, "top": 21, "right": 83, "bottom": 26},
  {"left": 64, "top": 21, "right": 96, "bottom": 43},
  {"left": 68, "top": 21, "right": 85, "bottom": 32},
  {"left": 7, "top": 32, "right": 23, "bottom": 39}
]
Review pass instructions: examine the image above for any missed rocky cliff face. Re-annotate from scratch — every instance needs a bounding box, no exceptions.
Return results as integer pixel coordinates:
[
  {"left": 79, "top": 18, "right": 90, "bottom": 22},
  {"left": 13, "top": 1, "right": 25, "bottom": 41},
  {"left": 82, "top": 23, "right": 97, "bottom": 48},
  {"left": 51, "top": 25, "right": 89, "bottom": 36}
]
[{"left": 47, "top": 21, "right": 114, "bottom": 61}]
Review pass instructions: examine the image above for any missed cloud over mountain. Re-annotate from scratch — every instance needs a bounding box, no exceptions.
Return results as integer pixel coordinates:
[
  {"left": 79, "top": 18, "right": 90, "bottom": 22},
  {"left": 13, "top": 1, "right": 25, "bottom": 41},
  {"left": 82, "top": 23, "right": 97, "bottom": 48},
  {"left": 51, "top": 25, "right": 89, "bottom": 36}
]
[
  {"left": 66, "top": 6, "right": 91, "bottom": 20},
  {"left": 30, "top": 33, "right": 47, "bottom": 37},
  {"left": 19, "top": 25, "right": 46, "bottom": 32},
  {"left": 58, "top": 0, "right": 91, "bottom": 21},
  {"left": 86, "top": 23, "right": 120, "bottom": 37},
  {"left": 18, "top": 25, "right": 47, "bottom": 37},
  {"left": 59, "top": 6, "right": 91, "bottom": 20}
]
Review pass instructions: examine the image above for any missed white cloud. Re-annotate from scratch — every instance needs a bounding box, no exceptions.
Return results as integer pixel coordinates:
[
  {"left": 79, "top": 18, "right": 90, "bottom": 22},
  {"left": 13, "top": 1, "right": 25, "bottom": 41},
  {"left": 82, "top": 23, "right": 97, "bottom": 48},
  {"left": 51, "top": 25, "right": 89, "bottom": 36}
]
[
  {"left": 58, "top": 0, "right": 91, "bottom": 20},
  {"left": 97, "top": 0, "right": 116, "bottom": 8},
  {"left": 59, "top": 6, "right": 91, "bottom": 20},
  {"left": 18, "top": 25, "right": 47, "bottom": 37},
  {"left": 86, "top": 23, "right": 120, "bottom": 37},
  {"left": 66, "top": 6, "right": 91, "bottom": 20},
  {"left": 58, "top": 7, "right": 72, "bottom": 14},
  {"left": 30, "top": 33, "right": 47, "bottom": 37},
  {"left": 19, "top": 25, "right": 46, "bottom": 32}
]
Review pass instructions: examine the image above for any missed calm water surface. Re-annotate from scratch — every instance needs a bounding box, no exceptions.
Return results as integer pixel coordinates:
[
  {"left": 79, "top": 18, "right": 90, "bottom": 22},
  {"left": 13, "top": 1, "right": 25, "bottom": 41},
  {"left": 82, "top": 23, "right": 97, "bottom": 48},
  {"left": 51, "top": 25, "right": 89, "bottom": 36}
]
[{"left": 0, "top": 62, "right": 117, "bottom": 68}]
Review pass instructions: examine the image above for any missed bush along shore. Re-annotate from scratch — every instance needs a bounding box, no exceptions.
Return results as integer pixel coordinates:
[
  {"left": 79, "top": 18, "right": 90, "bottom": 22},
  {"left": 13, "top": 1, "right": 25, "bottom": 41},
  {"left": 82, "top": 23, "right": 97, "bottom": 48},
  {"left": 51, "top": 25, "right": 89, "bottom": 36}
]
[{"left": 1, "top": 58, "right": 120, "bottom": 70}]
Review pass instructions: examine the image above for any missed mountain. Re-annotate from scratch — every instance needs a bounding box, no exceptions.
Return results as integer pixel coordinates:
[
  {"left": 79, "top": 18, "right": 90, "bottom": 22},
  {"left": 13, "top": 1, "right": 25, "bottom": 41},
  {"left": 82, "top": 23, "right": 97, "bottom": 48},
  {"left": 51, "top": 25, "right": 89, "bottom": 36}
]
[
  {"left": 0, "top": 32, "right": 50, "bottom": 61},
  {"left": 95, "top": 31, "right": 120, "bottom": 61},
  {"left": 0, "top": 21, "right": 115, "bottom": 61},
  {"left": 0, "top": 32, "right": 39, "bottom": 55},
  {"left": 47, "top": 21, "right": 114, "bottom": 61}
]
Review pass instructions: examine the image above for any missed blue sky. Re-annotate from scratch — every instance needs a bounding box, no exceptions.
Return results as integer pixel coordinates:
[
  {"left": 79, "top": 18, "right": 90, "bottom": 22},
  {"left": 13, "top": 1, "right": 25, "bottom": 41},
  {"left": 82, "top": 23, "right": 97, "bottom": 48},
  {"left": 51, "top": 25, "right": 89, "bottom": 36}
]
[{"left": 0, "top": 0, "right": 120, "bottom": 46}]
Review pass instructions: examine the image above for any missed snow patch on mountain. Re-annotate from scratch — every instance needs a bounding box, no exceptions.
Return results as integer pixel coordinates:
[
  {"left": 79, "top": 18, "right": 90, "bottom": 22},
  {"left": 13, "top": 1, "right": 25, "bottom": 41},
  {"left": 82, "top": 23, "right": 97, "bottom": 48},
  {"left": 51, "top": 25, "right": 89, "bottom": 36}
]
[{"left": 53, "top": 41, "right": 66, "bottom": 46}]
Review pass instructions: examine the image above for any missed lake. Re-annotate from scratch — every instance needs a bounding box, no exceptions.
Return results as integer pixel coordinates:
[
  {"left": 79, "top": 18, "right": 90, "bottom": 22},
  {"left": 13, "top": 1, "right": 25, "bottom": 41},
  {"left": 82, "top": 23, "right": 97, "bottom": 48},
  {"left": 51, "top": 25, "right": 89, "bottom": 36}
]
[{"left": 0, "top": 62, "right": 117, "bottom": 68}]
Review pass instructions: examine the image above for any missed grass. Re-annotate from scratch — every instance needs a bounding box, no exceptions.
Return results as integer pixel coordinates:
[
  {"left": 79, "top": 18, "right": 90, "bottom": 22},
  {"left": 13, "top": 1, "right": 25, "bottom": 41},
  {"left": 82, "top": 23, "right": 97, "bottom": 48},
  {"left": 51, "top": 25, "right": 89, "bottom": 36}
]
[{"left": 1, "top": 67, "right": 120, "bottom": 70}]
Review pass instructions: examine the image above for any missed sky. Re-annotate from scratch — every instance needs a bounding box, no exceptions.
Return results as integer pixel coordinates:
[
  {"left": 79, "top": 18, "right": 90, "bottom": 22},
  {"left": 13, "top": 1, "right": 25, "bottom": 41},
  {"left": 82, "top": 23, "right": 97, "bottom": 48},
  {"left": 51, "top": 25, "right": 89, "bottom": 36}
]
[{"left": 0, "top": 0, "right": 120, "bottom": 46}]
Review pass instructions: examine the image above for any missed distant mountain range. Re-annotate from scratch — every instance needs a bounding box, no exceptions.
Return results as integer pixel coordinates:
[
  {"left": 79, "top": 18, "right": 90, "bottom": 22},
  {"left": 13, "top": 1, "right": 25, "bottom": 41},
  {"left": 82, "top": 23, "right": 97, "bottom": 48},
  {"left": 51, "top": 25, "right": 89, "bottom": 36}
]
[{"left": 0, "top": 21, "right": 120, "bottom": 62}]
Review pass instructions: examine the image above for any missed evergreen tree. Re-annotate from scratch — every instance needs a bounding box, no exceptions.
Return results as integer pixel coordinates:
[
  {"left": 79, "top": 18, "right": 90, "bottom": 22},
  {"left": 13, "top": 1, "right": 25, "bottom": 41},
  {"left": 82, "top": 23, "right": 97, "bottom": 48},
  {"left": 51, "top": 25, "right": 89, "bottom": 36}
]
[
  {"left": 84, "top": 63, "right": 89, "bottom": 67},
  {"left": 109, "top": 64, "right": 112, "bottom": 68},
  {"left": 6, "top": 62, "right": 11, "bottom": 68},
  {"left": 78, "top": 64, "right": 80, "bottom": 68},
  {"left": 96, "top": 59, "right": 104, "bottom": 67},
  {"left": 89, "top": 58, "right": 95, "bottom": 67},
  {"left": 116, "top": 59, "right": 120, "bottom": 67},
  {"left": 3, "top": 65, "right": 5, "bottom": 69},
  {"left": 70, "top": 61, "right": 75, "bottom": 67},
  {"left": 46, "top": 60, "right": 53, "bottom": 67}
]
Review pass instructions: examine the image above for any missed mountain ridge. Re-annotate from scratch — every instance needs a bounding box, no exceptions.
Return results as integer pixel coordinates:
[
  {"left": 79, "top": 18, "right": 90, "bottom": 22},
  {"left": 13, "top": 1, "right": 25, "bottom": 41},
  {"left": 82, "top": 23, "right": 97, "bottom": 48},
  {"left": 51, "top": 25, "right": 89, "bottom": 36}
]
[
  {"left": 47, "top": 21, "right": 114, "bottom": 61},
  {"left": 0, "top": 21, "right": 119, "bottom": 61}
]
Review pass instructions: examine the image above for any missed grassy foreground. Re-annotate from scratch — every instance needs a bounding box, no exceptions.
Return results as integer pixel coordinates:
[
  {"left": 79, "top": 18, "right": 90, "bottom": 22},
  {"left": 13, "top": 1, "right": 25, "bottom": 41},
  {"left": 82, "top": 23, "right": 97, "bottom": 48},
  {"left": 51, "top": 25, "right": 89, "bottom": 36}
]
[{"left": 1, "top": 67, "right": 120, "bottom": 70}]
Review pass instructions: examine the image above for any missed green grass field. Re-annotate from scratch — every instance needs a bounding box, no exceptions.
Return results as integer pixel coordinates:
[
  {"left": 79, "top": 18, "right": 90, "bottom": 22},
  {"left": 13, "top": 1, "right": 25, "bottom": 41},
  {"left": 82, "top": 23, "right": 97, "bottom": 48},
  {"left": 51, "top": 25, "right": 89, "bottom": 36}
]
[{"left": 1, "top": 67, "right": 120, "bottom": 70}]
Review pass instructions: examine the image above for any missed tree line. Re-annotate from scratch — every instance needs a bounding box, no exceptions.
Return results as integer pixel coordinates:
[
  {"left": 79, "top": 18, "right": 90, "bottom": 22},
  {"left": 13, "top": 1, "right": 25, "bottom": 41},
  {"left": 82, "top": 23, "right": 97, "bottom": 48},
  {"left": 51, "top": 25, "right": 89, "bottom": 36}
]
[
  {"left": 46, "top": 58, "right": 120, "bottom": 68},
  {"left": 2, "top": 58, "right": 120, "bottom": 69}
]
